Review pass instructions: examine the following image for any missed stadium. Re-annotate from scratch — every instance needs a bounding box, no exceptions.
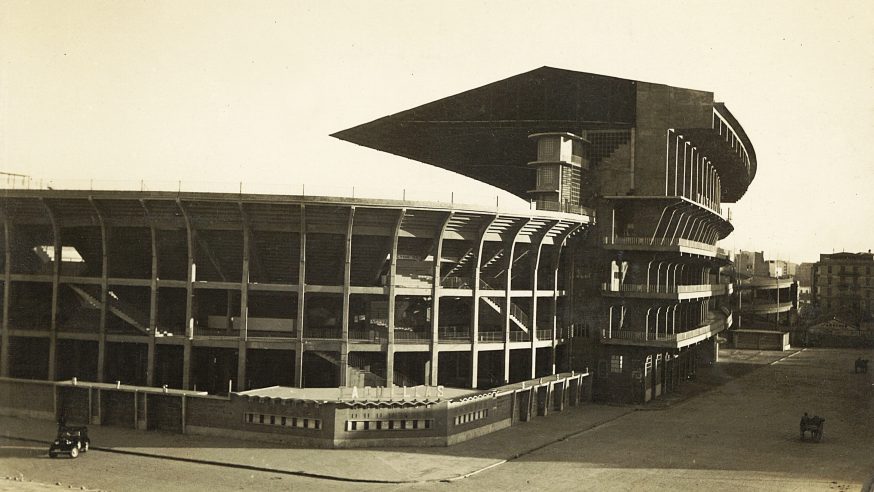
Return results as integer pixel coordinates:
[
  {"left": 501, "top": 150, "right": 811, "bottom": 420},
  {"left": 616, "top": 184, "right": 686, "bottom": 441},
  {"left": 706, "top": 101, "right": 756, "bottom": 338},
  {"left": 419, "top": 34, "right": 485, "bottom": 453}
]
[{"left": 0, "top": 67, "right": 757, "bottom": 444}]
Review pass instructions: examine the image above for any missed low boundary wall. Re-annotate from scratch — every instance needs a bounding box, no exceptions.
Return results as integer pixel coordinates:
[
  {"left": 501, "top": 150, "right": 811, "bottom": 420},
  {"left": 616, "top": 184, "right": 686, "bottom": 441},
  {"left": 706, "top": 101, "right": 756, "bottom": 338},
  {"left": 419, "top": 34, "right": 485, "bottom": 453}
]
[{"left": 0, "top": 371, "right": 592, "bottom": 448}]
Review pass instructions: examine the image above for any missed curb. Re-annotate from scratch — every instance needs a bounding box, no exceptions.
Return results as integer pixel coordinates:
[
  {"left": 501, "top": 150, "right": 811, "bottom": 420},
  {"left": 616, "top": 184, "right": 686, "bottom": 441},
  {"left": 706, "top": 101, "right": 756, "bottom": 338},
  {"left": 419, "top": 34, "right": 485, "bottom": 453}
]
[
  {"left": 4, "top": 409, "right": 636, "bottom": 486},
  {"left": 2, "top": 435, "right": 414, "bottom": 484}
]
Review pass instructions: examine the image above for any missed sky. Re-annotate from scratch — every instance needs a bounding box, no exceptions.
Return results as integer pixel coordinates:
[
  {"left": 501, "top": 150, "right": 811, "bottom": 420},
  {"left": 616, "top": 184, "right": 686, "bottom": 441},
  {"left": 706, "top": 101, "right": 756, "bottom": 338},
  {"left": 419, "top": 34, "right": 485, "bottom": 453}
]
[{"left": 1, "top": 0, "right": 873, "bottom": 264}]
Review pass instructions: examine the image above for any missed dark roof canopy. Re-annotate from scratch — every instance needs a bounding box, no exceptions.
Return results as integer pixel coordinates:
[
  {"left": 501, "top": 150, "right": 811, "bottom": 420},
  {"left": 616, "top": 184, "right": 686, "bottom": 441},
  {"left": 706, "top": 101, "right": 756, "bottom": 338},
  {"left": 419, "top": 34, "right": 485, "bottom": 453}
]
[
  {"left": 332, "top": 67, "right": 638, "bottom": 198},
  {"left": 332, "top": 66, "right": 757, "bottom": 202}
]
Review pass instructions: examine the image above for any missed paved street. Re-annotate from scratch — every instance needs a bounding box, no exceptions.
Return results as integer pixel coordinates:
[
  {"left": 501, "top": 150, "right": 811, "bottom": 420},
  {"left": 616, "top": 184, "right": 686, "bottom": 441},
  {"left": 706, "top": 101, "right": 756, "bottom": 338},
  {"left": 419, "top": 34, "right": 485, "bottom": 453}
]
[{"left": 1, "top": 348, "right": 872, "bottom": 491}]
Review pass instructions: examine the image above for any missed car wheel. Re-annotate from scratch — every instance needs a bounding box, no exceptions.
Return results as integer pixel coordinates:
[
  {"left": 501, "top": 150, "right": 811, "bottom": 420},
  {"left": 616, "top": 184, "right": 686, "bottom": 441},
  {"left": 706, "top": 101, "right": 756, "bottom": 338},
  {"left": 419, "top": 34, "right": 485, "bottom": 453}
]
[
  {"left": 49, "top": 452, "right": 57, "bottom": 458},
  {"left": 83, "top": 441, "right": 89, "bottom": 452},
  {"left": 70, "top": 447, "right": 79, "bottom": 458}
]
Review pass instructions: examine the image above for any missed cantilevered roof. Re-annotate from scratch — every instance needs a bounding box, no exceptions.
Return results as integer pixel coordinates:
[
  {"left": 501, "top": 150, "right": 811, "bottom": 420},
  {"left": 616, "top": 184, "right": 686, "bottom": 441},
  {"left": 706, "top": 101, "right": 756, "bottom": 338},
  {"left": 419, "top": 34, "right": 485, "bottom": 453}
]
[
  {"left": 332, "top": 67, "right": 638, "bottom": 198},
  {"left": 332, "top": 66, "right": 758, "bottom": 203}
]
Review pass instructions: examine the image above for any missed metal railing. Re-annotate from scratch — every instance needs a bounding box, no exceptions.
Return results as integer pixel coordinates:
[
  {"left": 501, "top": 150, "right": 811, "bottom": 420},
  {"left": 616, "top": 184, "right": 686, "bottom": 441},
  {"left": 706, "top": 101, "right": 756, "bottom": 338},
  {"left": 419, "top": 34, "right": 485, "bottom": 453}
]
[
  {"left": 532, "top": 200, "right": 595, "bottom": 217},
  {"left": 477, "top": 331, "right": 530, "bottom": 342},
  {"left": 536, "top": 329, "right": 553, "bottom": 340},
  {"left": 0, "top": 178, "right": 545, "bottom": 213},
  {"left": 349, "top": 327, "right": 384, "bottom": 342},
  {"left": 304, "top": 326, "right": 343, "bottom": 339},
  {"left": 603, "top": 236, "right": 718, "bottom": 253},
  {"left": 393, "top": 327, "right": 431, "bottom": 343},
  {"left": 601, "top": 314, "right": 727, "bottom": 344},
  {"left": 601, "top": 283, "right": 729, "bottom": 295}
]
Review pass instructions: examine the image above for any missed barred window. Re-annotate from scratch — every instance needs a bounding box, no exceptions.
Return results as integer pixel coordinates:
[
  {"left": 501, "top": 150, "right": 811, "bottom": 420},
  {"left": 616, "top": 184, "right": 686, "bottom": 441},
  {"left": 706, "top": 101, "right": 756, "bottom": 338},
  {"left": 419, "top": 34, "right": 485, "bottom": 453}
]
[{"left": 610, "top": 355, "right": 623, "bottom": 373}]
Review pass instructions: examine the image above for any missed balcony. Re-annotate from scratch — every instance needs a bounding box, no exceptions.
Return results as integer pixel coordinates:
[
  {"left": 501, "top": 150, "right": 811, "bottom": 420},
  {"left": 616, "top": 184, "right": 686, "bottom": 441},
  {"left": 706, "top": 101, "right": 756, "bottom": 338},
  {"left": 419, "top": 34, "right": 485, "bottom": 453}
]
[
  {"left": 600, "top": 311, "right": 729, "bottom": 349},
  {"left": 478, "top": 331, "right": 531, "bottom": 342},
  {"left": 603, "top": 236, "right": 722, "bottom": 258},
  {"left": 740, "top": 301, "right": 794, "bottom": 315},
  {"left": 601, "top": 282, "right": 729, "bottom": 300},
  {"left": 532, "top": 200, "right": 594, "bottom": 217},
  {"left": 394, "top": 327, "right": 431, "bottom": 343}
]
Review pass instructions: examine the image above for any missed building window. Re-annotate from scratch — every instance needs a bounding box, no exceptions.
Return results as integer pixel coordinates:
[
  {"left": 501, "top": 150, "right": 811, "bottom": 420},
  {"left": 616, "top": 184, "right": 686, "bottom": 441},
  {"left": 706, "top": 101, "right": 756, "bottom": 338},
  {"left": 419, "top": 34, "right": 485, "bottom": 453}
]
[
  {"left": 537, "top": 165, "right": 559, "bottom": 189},
  {"left": 347, "top": 419, "right": 434, "bottom": 432},
  {"left": 244, "top": 413, "right": 321, "bottom": 430},
  {"left": 610, "top": 355, "right": 623, "bottom": 373}
]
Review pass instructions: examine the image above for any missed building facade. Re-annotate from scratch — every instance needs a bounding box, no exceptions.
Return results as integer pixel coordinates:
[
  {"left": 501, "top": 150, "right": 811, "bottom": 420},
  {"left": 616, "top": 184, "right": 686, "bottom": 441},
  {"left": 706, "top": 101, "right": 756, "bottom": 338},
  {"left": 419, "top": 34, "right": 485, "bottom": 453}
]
[
  {"left": 812, "top": 252, "right": 874, "bottom": 320},
  {"left": 1, "top": 67, "right": 759, "bottom": 406},
  {"left": 0, "top": 192, "right": 587, "bottom": 393},
  {"left": 336, "top": 67, "right": 757, "bottom": 404}
]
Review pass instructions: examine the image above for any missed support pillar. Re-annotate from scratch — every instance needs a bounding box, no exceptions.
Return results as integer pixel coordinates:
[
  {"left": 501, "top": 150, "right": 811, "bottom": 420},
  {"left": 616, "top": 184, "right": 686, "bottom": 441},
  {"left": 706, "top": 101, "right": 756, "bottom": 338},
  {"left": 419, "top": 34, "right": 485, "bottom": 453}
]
[
  {"left": 529, "top": 222, "right": 555, "bottom": 379},
  {"left": 429, "top": 213, "right": 452, "bottom": 386},
  {"left": 503, "top": 219, "right": 529, "bottom": 384},
  {"left": 91, "top": 198, "right": 109, "bottom": 383},
  {"left": 295, "top": 206, "right": 306, "bottom": 388},
  {"left": 236, "top": 340, "right": 247, "bottom": 392},
  {"left": 549, "top": 224, "right": 581, "bottom": 375},
  {"left": 178, "top": 200, "right": 195, "bottom": 390},
  {"left": 182, "top": 340, "right": 192, "bottom": 390},
  {"left": 1, "top": 217, "right": 11, "bottom": 377},
  {"left": 340, "top": 207, "right": 354, "bottom": 386},
  {"left": 237, "top": 210, "right": 250, "bottom": 392},
  {"left": 386, "top": 209, "right": 405, "bottom": 388},
  {"left": 43, "top": 200, "right": 60, "bottom": 381},
  {"left": 177, "top": 199, "right": 195, "bottom": 343},
  {"left": 145, "top": 216, "right": 158, "bottom": 387},
  {"left": 470, "top": 215, "right": 497, "bottom": 388},
  {"left": 713, "top": 336, "right": 720, "bottom": 363}
]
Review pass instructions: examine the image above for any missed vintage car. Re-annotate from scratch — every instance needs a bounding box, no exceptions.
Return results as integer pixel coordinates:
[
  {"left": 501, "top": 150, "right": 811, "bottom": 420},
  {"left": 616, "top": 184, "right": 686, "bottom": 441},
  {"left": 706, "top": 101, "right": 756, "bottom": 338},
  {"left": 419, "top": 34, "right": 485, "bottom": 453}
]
[{"left": 49, "top": 426, "right": 90, "bottom": 458}]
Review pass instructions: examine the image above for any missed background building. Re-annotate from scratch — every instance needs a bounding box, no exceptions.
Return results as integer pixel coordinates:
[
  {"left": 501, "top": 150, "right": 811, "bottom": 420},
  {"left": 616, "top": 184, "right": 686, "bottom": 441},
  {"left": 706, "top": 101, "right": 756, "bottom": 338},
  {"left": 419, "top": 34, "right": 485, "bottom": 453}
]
[{"left": 811, "top": 251, "right": 874, "bottom": 322}]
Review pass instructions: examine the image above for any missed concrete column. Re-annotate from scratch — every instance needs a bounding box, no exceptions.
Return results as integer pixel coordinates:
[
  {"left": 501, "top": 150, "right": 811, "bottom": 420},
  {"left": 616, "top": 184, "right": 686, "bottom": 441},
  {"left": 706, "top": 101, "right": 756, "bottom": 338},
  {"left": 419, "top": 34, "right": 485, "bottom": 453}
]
[
  {"left": 503, "top": 219, "right": 529, "bottom": 384},
  {"left": 713, "top": 336, "right": 719, "bottom": 363},
  {"left": 386, "top": 209, "right": 405, "bottom": 388},
  {"left": 470, "top": 215, "right": 496, "bottom": 388},
  {"left": 43, "top": 200, "right": 60, "bottom": 381},
  {"left": 295, "top": 205, "right": 306, "bottom": 388},
  {"left": 549, "top": 224, "right": 581, "bottom": 374},
  {"left": 529, "top": 222, "right": 555, "bottom": 379},
  {"left": 178, "top": 200, "right": 195, "bottom": 389},
  {"left": 90, "top": 198, "right": 109, "bottom": 383},
  {"left": 0, "top": 218, "right": 11, "bottom": 377},
  {"left": 182, "top": 340, "right": 192, "bottom": 390},
  {"left": 340, "top": 207, "right": 354, "bottom": 387},
  {"left": 146, "top": 220, "right": 158, "bottom": 387},
  {"left": 237, "top": 216, "right": 250, "bottom": 392},
  {"left": 429, "top": 212, "right": 452, "bottom": 385}
]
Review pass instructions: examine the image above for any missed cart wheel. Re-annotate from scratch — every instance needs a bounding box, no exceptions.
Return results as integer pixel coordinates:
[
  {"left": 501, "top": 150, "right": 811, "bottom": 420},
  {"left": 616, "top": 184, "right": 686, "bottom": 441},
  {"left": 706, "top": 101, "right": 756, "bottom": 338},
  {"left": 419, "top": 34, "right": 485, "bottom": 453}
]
[
  {"left": 83, "top": 441, "right": 89, "bottom": 452},
  {"left": 816, "top": 430, "right": 823, "bottom": 442},
  {"left": 70, "top": 447, "right": 79, "bottom": 458}
]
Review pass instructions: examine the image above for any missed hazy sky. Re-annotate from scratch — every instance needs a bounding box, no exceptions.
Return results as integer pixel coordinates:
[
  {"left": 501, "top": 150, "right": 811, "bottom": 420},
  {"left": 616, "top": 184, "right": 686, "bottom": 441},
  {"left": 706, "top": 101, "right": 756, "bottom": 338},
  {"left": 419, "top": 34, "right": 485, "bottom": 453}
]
[{"left": 1, "top": 1, "right": 873, "bottom": 264}]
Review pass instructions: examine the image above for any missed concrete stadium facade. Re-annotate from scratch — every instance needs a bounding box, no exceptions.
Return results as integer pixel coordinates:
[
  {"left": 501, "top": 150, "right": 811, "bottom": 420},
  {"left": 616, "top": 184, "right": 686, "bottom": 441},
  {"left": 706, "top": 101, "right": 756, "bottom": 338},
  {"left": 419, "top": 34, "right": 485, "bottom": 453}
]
[
  {"left": 335, "top": 67, "right": 757, "bottom": 404},
  {"left": 0, "top": 191, "right": 588, "bottom": 394},
  {"left": 1, "top": 66, "right": 759, "bottom": 406}
]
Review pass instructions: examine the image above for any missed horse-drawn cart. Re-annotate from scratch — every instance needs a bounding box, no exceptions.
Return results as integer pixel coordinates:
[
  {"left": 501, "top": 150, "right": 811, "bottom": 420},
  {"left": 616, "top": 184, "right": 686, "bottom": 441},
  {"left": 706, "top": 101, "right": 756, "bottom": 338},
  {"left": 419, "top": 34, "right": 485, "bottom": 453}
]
[{"left": 800, "top": 415, "right": 825, "bottom": 442}]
